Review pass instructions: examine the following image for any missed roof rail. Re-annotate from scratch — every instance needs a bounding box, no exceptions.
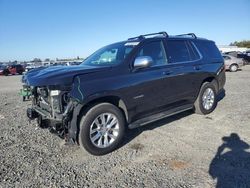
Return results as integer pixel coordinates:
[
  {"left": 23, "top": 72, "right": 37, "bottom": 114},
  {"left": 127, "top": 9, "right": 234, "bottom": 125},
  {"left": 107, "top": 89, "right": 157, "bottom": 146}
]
[
  {"left": 176, "top": 33, "right": 197, "bottom": 39},
  {"left": 128, "top": 31, "right": 169, "bottom": 41}
]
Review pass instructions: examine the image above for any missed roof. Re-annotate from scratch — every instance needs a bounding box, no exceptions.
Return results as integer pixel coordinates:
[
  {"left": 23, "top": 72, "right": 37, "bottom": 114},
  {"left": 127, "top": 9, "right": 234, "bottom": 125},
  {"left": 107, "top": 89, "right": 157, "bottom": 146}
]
[{"left": 127, "top": 32, "right": 209, "bottom": 42}]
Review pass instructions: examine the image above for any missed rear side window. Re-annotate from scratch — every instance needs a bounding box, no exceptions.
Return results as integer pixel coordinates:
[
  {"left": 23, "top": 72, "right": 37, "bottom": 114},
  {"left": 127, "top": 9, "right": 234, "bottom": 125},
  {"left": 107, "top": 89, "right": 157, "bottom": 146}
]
[
  {"left": 194, "top": 41, "right": 222, "bottom": 61},
  {"left": 166, "top": 40, "right": 199, "bottom": 63}
]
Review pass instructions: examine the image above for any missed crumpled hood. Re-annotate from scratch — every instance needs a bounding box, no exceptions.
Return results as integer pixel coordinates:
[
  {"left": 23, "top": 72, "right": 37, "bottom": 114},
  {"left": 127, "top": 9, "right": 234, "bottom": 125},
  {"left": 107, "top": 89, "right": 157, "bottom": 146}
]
[{"left": 22, "top": 65, "right": 110, "bottom": 86}]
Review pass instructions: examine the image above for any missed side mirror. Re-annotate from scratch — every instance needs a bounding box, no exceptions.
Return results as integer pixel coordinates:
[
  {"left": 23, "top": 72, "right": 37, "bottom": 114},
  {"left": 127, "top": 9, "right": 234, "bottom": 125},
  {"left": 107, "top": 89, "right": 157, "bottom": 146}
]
[{"left": 133, "top": 56, "right": 153, "bottom": 69}]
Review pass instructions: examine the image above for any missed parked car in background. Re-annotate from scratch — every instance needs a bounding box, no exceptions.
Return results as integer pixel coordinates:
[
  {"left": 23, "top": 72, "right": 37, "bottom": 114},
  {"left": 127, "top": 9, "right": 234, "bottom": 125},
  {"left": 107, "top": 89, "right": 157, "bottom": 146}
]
[
  {"left": 224, "top": 51, "right": 239, "bottom": 58},
  {"left": 224, "top": 51, "right": 250, "bottom": 65},
  {"left": 0, "top": 64, "right": 24, "bottom": 76},
  {"left": 66, "top": 61, "right": 81, "bottom": 66},
  {"left": 223, "top": 55, "right": 244, "bottom": 72},
  {"left": 243, "top": 50, "right": 250, "bottom": 64},
  {"left": 0, "top": 65, "right": 6, "bottom": 75},
  {"left": 25, "top": 64, "right": 41, "bottom": 72}
]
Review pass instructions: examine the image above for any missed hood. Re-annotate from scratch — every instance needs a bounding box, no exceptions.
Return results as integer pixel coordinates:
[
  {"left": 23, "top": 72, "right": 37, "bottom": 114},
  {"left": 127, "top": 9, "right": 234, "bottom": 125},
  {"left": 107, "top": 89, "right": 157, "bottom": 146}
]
[{"left": 22, "top": 65, "right": 111, "bottom": 86}]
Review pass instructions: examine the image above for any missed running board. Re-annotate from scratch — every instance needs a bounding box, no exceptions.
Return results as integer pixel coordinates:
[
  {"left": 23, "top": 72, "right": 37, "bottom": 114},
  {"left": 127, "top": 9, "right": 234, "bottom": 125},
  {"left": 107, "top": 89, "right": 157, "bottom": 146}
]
[{"left": 128, "top": 104, "right": 193, "bottom": 129}]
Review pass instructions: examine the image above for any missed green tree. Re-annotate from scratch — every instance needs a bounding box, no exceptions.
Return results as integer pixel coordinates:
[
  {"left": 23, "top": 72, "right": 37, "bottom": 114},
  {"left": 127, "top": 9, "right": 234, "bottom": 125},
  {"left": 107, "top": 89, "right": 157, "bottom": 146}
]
[{"left": 230, "top": 40, "right": 250, "bottom": 48}]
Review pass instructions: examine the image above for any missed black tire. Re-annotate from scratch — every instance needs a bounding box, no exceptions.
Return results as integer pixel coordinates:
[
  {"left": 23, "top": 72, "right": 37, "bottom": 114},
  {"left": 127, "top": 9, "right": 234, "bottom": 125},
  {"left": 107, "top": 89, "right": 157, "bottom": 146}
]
[
  {"left": 229, "top": 64, "right": 238, "bottom": 72},
  {"left": 37, "top": 115, "right": 47, "bottom": 128},
  {"left": 3, "top": 71, "right": 8, "bottom": 76},
  {"left": 194, "top": 82, "right": 217, "bottom": 115},
  {"left": 79, "top": 103, "right": 126, "bottom": 155}
]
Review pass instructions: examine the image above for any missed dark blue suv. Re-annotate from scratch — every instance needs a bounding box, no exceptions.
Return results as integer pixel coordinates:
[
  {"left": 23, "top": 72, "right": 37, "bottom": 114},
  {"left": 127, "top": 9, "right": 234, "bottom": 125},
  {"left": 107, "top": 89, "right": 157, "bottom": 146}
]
[{"left": 23, "top": 32, "right": 226, "bottom": 155}]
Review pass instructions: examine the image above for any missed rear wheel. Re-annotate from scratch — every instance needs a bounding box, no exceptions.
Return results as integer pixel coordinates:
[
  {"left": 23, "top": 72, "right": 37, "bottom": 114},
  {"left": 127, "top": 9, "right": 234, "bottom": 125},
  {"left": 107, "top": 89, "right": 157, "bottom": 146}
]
[
  {"left": 194, "top": 82, "right": 217, "bottom": 115},
  {"left": 79, "top": 103, "right": 125, "bottom": 155},
  {"left": 229, "top": 64, "right": 238, "bottom": 72}
]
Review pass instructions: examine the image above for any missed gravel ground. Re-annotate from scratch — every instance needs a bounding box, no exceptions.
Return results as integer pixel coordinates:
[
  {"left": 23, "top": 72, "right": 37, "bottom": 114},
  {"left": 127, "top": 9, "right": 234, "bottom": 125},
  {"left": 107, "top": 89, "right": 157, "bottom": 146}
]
[{"left": 0, "top": 67, "right": 250, "bottom": 188}]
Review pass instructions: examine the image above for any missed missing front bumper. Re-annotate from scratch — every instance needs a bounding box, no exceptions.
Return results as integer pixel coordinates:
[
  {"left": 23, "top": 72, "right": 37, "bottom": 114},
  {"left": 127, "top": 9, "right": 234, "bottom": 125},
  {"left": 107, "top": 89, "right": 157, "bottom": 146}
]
[{"left": 27, "top": 108, "right": 39, "bottom": 120}]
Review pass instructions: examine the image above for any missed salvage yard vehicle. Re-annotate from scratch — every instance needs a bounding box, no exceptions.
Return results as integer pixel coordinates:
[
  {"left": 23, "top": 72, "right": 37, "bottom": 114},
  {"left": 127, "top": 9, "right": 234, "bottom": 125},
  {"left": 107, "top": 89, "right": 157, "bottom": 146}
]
[
  {"left": 223, "top": 54, "right": 244, "bottom": 72},
  {"left": 0, "top": 64, "right": 24, "bottom": 76},
  {"left": 0, "top": 65, "right": 6, "bottom": 75},
  {"left": 24, "top": 63, "right": 42, "bottom": 73},
  {"left": 22, "top": 32, "right": 226, "bottom": 155}
]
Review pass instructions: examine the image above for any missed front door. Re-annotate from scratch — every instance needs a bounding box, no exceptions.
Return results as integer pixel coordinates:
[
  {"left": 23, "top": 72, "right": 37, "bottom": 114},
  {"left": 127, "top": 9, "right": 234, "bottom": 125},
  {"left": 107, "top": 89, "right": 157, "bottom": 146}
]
[{"left": 126, "top": 40, "right": 170, "bottom": 120}]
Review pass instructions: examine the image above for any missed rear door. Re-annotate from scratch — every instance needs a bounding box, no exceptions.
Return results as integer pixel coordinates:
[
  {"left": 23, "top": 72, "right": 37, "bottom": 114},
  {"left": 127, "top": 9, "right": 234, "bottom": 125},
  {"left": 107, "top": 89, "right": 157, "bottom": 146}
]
[{"left": 162, "top": 39, "right": 202, "bottom": 105}]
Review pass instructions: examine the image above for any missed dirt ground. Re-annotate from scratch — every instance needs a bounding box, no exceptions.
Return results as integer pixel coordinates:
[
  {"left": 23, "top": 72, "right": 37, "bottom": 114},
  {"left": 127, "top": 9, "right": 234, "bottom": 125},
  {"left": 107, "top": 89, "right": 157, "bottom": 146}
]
[{"left": 0, "top": 66, "right": 250, "bottom": 187}]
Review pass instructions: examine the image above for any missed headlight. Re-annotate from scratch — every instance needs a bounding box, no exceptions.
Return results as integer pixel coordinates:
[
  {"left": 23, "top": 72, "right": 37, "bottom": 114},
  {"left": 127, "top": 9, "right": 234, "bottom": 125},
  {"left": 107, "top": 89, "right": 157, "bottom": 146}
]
[
  {"left": 37, "top": 87, "right": 48, "bottom": 98},
  {"left": 50, "top": 90, "right": 62, "bottom": 113}
]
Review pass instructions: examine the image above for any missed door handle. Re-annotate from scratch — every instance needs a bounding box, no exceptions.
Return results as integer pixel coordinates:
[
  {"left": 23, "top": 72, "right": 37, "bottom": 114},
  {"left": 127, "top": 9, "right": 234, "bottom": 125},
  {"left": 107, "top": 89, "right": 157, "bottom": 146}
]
[
  {"left": 162, "top": 71, "right": 173, "bottom": 75},
  {"left": 194, "top": 65, "right": 201, "bottom": 71}
]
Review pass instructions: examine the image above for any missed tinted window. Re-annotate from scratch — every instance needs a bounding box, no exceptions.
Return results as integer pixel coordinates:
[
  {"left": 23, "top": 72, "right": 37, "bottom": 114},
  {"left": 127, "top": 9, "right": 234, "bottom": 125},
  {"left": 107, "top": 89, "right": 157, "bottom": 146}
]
[
  {"left": 166, "top": 40, "right": 192, "bottom": 63},
  {"left": 194, "top": 41, "right": 222, "bottom": 61},
  {"left": 137, "top": 41, "right": 168, "bottom": 66},
  {"left": 187, "top": 42, "right": 201, "bottom": 61}
]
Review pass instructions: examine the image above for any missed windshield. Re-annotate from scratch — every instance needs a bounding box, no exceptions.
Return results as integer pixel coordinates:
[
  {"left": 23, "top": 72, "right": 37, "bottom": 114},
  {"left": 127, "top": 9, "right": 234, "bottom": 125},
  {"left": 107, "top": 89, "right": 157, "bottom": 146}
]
[{"left": 81, "top": 42, "right": 139, "bottom": 66}]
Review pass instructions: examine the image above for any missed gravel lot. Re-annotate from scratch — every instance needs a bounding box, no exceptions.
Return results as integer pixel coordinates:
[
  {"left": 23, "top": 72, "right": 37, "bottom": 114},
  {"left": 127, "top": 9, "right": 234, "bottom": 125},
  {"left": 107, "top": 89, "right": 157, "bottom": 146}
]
[{"left": 0, "top": 67, "right": 250, "bottom": 188}]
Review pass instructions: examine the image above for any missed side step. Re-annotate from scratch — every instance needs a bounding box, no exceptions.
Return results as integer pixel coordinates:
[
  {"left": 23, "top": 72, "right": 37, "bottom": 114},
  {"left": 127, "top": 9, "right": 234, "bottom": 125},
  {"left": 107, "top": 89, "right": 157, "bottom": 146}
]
[{"left": 128, "top": 104, "right": 193, "bottom": 129}]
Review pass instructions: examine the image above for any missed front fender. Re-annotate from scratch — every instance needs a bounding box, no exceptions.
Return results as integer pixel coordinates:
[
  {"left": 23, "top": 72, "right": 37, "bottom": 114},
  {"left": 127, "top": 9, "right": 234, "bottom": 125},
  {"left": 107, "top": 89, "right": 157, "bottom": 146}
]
[{"left": 69, "top": 75, "right": 127, "bottom": 105}]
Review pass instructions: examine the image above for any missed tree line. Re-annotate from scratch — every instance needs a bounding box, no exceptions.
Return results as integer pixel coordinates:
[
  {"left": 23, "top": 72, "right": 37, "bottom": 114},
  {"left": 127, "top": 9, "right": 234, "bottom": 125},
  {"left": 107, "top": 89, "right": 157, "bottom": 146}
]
[{"left": 230, "top": 40, "right": 250, "bottom": 48}]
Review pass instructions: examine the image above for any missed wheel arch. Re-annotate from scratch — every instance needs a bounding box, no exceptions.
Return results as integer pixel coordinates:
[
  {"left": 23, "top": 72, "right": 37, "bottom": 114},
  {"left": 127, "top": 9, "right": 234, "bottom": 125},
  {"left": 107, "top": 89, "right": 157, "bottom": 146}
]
[
  {"left": 230, "top": 63, "right": 239, "bottom": 67},
  {"left": 201, "top": 76, "right": 219, "bottom": 93},
  {"left": 229, "top": 63, "right": 239, "bottom": 70},
  {"left": 79, "top": 96, "right": 128, "bottom": 122},
  {"left": 68, "top": 95, "right": 129, "bottom": 143}
]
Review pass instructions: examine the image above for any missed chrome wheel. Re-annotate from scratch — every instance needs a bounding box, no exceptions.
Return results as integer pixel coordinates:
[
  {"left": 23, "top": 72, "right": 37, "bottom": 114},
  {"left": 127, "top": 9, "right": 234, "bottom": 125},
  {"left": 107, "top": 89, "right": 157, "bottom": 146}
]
[
  {"left": 202, "top": 88, "right": 215, "bottom": 110},
  {"left": 230, "top": 65, "right": 238, "bottom": 72},
  {"left": 89, "top": 113, "right": 119, "bottom": 148}
]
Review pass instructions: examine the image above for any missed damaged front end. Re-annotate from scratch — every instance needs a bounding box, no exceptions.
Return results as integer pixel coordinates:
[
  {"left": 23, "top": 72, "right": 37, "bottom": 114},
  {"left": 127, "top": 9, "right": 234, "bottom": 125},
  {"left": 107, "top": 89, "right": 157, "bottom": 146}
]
[
  {"left": 21, "top": 65, "right": 110, "bottom": 143},
  {"left": 24, "top": 84, "right": 79, "bottom": 142}
]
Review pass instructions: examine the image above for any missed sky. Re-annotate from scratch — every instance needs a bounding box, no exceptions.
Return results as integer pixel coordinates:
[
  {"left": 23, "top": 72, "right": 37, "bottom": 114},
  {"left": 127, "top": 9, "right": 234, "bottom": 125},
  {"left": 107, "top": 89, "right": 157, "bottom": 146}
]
[{"left": 0, "top": 0, "right": 249, "bottom": 61}]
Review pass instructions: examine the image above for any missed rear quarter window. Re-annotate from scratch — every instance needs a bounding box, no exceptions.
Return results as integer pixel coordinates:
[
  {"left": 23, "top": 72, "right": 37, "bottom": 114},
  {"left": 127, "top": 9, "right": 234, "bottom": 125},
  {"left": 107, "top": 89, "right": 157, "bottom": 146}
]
[{"left": 194, "top": 41, "right": 223, "bottom": 62}]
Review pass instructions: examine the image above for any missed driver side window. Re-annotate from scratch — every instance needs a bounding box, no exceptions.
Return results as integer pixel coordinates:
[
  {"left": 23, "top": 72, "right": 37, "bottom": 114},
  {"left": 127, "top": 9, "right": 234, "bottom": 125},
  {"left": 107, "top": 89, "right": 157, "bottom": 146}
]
[
  {"left": 98, "top": 48, "right": 118, "bottom": 63},
  {"left": 137, "top": 41, "right": 168, "bottom": 66}
]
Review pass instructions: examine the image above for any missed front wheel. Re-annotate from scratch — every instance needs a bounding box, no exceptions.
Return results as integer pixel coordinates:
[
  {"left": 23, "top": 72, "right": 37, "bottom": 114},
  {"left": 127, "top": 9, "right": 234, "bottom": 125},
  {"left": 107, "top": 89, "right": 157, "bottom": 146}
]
[
  {"left": 79, "top": 103, "right": 125, "bottom": 155},
  {"left": 194, "top": 82, "right": 217, "bottom": 115}
]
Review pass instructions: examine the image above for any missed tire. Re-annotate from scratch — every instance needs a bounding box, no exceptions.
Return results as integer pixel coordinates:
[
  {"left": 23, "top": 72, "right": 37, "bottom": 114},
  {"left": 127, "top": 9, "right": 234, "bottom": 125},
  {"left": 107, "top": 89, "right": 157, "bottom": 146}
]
[
  {"left": 4, "top": 71, "right": 8, "bottom": 76},
  {"left": 229, "top": 64, "right": 238, "bottom": 72},
  {"left": 37, "top": 115, "right": 48, "bottom": 128},
  {"left": 79, "top": 103, "right": 126, "bottom": 155},
  {"left": 194, "top": 82, "right": 217, "bottom": 115}
]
